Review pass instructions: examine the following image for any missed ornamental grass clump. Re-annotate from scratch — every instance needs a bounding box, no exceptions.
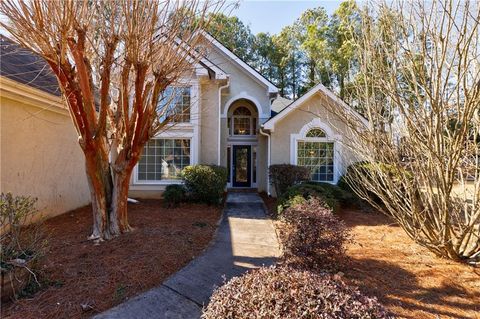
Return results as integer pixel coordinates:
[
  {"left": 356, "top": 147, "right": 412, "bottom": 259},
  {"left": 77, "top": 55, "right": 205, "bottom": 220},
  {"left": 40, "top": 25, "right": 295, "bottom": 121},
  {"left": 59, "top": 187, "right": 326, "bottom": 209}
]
[
  {"left": 202, "top": 266, "right": 393, "bottom": 319},
  {"left": 280, "top": 197, "right": 351, "bottom": 272}
]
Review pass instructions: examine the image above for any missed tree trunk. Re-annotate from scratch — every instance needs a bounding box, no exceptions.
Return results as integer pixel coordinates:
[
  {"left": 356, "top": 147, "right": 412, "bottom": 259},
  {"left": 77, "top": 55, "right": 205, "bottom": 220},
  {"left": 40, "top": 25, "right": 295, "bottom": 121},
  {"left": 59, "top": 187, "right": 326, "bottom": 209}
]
[
  {"left": 84, "top": 149, "right": 114, "bottom": 240},
  {"left": 110, "top": 167, "right": 134, "bottom": 234}
]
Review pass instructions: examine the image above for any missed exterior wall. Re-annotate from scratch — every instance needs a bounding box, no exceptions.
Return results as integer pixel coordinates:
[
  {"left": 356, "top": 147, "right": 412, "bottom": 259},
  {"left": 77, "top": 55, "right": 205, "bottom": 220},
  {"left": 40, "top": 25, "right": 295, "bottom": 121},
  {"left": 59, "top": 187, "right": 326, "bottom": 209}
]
[
  {"left": 0, "top": 78, "right": 90, "bottom": 220},
  {"left": 207, "top": 48, "right": 272, "bottom": 121},
  {"left": 199, "top": 79, "right": 220, "bottom": 165},
  {"left": 269, "top": 92, "right": 357, "bottom": 193}
]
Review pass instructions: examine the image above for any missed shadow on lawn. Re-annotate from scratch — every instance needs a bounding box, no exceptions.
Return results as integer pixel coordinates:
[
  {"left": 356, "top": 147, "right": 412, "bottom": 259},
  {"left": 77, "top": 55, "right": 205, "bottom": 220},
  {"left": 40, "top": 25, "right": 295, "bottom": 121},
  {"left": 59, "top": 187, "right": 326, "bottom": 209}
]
[{"left": 346, "top": 257, "right": 480, "bottom": 319}]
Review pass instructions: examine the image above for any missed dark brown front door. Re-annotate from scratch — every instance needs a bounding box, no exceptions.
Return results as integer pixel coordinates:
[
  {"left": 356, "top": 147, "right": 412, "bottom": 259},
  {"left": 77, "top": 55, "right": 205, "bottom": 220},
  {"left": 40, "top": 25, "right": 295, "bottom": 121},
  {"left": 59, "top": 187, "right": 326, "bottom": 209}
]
[{"left": 232, "top": 145, "right": 251, "bottom": 187}]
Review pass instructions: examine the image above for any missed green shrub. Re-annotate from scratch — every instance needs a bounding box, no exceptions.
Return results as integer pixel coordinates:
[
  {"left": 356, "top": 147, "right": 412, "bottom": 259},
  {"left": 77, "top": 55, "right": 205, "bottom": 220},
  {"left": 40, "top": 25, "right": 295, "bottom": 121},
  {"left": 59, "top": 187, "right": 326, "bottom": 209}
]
[
  {"left": 277, "top": 182, "right": 355, "bottom": 215},
  {"left": 338, "top": 161, "right": 413, "bottom": 205},
  {"left": 203, "top": 266, "right": 392, "bottom": 319},
  {"left": 182, "top": 165, "right": 227, "bottom": 205},
  {"left": 280, "top": 197, "right": 351, "bottom": 272},
  {"left": 163, "top": 184, "right": 186, "bottom": 207},
  {"left": 269, "top": 164, "right": 310, "bottom": 197}
]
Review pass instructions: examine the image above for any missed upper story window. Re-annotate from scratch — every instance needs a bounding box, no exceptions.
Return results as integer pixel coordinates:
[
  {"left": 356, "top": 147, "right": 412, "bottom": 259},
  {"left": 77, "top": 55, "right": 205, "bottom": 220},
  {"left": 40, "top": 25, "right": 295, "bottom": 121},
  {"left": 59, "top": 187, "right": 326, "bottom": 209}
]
[
  {"left": 229, "top": 106, "right": 257, "bottom": 136},
  {"left": 159, "top": 86, "right": 191, "bottom": 123}
]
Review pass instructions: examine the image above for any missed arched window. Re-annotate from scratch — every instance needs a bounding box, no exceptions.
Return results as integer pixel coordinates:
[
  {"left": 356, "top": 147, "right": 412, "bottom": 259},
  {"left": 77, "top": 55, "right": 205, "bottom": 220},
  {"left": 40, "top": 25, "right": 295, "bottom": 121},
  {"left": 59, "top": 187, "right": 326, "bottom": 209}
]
[
  {"left": 306, "top": 128, "right": 326, "bottom": 138},
  {"left": 229, "top": 105, "right": 256, "bottom": 136},
  {"left": 297, "top": 127, "right": 334, "bottom": 182}
]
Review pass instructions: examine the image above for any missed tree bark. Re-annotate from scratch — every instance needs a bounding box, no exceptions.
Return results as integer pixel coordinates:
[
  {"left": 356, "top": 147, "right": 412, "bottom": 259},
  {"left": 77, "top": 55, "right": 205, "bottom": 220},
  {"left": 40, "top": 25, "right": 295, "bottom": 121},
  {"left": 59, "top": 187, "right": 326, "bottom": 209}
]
[
  {"left": 110, "top": 167, "right": 134, "bottom": 234},
  {"left": 84, "top": 148, "right": 114, "bottom": 240}
]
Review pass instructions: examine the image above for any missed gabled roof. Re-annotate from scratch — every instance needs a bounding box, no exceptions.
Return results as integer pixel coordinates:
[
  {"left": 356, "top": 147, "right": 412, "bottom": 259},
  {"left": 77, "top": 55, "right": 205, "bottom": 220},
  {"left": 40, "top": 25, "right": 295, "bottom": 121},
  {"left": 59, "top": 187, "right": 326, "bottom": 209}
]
[
  {"left": 0, "top": 35, "right": 61, "bottom": 96},
  {"left": 262, "top": 83, "right": 367, "bottom": 131},
  {"left": 199, "top": 30, "right": 279, "bottom": 94}
]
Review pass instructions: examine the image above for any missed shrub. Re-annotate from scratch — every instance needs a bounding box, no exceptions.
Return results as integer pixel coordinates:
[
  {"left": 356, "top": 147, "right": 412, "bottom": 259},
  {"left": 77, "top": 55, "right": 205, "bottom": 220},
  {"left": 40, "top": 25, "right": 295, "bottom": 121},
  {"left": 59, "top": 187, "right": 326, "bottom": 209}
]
[
  {"left": 163, "top": 184, "right": 186, "bottom": 207},
  {"left": 1, "top": 193, "right": 47, "bottom": 299},
  {"left": 182, "top": 165, "right": 227, "bottom": 205},
  {"left": 277, "top": 182, "right": 355, "bottom": 215},
  {"left": 338, "top": 162, "right": 414, "bottom": 205},
  {"left": 280, "top": 197, "right": 351, "bottom": 272},
  {"left": 202, "top": 266, "right": 393, "bottom": 319},
  {"left": 269, "top": 164, "right": 310, "bottom": 197}
]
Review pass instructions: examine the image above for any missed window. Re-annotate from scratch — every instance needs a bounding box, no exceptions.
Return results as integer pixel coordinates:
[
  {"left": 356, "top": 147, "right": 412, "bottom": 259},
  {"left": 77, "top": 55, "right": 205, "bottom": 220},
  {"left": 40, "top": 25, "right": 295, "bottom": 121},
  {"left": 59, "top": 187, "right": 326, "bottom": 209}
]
[
  {"left": 297, "top": 141, "right": 334, "bottom": 182},
  {"left": 296, "top": 128, "right": 334, "bottom": 182},
  {"left": 137, "top": 139, "right": 190, "bottom": 181},
  {"left": 306, "top": 128, "right": 326, "bottom": 138},
  {"left": 158, "top": 86, "right": 191, "bottom": 123},
  {"left": 230, "top": 106, "right": 257, "bottom": 136}
]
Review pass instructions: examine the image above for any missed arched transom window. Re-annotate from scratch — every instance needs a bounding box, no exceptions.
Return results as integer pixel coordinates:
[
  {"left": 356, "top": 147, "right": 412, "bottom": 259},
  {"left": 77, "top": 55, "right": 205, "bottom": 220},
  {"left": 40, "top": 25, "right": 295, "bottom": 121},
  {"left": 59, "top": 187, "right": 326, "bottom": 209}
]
[
  {"left": 229, "top": 105, "right": 257, "bottom": 136},
  {"left": 297, "top": 127, "right": 334, "bottom": 182}
]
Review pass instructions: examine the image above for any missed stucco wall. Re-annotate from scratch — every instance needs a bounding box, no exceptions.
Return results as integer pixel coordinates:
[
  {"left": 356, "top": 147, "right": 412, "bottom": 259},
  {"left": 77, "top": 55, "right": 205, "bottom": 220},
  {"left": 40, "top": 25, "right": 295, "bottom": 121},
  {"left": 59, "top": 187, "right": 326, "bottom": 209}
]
[
  {"left": 0, "top": 83, "right": 90, "bottom": 220},
  {"left": 207, "top": 48, "right": 272, "bottom": 120},
  {"left": 270, "top": 92, "right": 357, "bottom": 186},
  {"left": 199, "top": 79, "right": 220, "bottom": 165}
]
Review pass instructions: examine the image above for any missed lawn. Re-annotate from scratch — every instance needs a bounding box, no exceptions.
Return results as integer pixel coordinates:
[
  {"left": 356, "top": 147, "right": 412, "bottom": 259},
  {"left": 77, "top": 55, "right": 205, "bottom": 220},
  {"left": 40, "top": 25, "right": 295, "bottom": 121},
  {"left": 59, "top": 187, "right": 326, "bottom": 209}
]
[
  {"left": 1, "top": 200, "right": 222, "bottom": 319},
  {"left": 261, "top": 194, "right": 480, "bottom": 319}
]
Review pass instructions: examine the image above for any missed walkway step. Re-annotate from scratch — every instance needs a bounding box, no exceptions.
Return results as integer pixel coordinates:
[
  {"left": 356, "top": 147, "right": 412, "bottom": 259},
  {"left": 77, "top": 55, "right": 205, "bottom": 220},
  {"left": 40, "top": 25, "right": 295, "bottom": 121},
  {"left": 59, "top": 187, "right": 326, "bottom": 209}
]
[{"left": 93, "top": 193, "right": 280, "bottom": 319}]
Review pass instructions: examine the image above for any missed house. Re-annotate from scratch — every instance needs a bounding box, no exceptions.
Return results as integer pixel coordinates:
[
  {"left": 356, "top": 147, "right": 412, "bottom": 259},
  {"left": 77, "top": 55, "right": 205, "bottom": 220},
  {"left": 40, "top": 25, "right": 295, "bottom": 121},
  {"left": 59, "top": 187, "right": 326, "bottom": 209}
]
[
  {"left": 129, "top": 31, "right": 359, "bottom": 197},
  {"left": 0, "top": 36, "right": 90, "bottom": 219},
  {"left": 0, "top": 32, "right": 359, "bottom": 219}
]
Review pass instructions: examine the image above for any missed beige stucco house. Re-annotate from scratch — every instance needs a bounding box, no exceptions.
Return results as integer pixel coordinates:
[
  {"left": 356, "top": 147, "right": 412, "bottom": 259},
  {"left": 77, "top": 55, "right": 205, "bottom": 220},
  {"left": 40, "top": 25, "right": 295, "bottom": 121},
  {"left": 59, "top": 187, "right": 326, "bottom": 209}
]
[
  {"left": 0, "top": 36, "right": 90, "bottom": 218},
  {"left": 1, "top": 31, "right": 360, "bottom": 218}
]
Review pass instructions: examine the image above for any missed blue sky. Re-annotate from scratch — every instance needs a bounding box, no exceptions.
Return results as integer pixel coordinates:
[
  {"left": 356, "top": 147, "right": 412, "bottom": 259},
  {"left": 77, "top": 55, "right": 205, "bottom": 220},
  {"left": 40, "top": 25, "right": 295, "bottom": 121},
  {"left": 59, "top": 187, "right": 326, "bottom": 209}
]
[{"left": 231, "top": 0, "right": 342, "bottom": 35}]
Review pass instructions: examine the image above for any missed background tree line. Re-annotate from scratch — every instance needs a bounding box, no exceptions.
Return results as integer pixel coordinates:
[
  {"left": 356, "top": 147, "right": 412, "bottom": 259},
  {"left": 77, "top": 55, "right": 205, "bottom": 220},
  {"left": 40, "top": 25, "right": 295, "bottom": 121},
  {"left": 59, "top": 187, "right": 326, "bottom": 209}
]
[{"left": 205, "top": 0, "right": 360, "bottom": 103}]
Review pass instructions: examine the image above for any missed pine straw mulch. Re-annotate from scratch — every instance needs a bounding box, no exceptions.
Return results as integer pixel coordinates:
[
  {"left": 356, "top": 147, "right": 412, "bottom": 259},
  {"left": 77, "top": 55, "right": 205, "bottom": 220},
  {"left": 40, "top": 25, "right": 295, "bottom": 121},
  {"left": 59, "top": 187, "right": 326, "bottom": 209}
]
[
  {"left": 260, "top": 193, "right": 480, "bottom": 319},
  {"left": 1, "top": 199, "right": 222, "bottom": 319}
]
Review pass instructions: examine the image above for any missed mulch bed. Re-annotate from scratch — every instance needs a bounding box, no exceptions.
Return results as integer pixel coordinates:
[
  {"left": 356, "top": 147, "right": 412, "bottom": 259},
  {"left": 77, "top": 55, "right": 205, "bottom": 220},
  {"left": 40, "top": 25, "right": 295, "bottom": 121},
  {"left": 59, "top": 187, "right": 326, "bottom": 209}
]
[
  {"left": 2, "top": 200, "right": 222, "bottom": 319},
  {"left": 260, "top": 193, "right": 480, "bottom": 319}
]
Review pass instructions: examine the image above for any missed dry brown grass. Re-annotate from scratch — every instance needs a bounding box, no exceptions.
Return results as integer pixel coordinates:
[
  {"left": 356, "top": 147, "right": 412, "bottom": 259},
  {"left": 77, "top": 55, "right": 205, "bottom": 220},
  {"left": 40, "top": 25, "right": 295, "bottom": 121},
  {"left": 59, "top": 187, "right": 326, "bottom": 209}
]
[
  {"left": 1, "top": 200, "right": 222, "bottom": 319},
  {"left": 340, "top": 209, "right": 479, "bottom": 319},
  {"left": 260, "top": 193, "right": 480, "bottom": 319}
]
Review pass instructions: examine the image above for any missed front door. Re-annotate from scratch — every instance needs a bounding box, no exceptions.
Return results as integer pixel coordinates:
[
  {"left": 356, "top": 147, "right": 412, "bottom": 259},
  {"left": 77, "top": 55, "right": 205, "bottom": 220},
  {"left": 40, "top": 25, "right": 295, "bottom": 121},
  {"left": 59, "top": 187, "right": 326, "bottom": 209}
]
[{"left": 232, "top": 145, "right": 251, "bottom": 187}]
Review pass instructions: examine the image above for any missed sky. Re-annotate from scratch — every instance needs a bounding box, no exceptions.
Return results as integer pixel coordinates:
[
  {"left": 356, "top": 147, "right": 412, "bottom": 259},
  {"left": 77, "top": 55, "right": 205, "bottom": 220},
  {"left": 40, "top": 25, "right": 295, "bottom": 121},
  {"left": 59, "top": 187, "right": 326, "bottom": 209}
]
[{"left": 231, "top": 0, "right": 343, "bottom": 35}]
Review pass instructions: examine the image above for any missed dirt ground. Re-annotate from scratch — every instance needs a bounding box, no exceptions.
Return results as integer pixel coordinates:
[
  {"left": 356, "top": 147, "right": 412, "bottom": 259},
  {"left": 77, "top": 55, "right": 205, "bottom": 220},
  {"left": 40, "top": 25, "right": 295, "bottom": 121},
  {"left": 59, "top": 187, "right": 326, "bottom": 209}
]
[
  {"left": 1, "top": 200, "right": 222, "bottom": 319},
  {"left": 260, "top": 193, "right": 480, "bottom": 319}
]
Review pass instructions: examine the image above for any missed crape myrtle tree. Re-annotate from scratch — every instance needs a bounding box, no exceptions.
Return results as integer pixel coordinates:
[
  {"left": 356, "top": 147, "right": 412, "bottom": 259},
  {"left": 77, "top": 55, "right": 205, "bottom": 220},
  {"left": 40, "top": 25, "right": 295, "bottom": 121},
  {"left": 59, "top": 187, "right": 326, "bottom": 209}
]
[
  {"left": 322, "top": 0, "right": 480, "bottom": 263},
  {"left": 0, "top": 0, "right": 225, "bottom": 241}
]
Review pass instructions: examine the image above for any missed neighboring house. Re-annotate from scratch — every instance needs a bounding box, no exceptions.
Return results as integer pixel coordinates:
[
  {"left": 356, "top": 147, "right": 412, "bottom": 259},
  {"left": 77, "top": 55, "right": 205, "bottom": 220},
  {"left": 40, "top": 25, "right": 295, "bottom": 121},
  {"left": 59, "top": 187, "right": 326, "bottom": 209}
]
[
  {"left": 0, "top": 36, "right": 90, "bottom": 219},
  {"left": 1, "top": 31, "right": 360, "bottom": 218}
]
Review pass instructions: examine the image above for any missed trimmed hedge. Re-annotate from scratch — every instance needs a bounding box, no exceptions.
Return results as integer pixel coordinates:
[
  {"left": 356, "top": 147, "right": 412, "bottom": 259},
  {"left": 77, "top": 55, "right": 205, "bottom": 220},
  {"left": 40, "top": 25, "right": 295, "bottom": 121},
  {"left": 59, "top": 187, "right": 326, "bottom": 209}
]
[
  {"left": 182, "top": 165, "right": 227, "bottom": 205},
  {"left": 202, "top": 266, "right": 393, "bottom": 319},
  {"left": 162, "top": 184, "right": 186, "bottom": 208},
  {"left": 280, "top": 197, "right": 351, "bottom": 272},
  {"left": 269, "top": 164, "right": 310, "bottom": 197},
  {"left": 277, "top": 181, "right": 356, "bottom": 215}
]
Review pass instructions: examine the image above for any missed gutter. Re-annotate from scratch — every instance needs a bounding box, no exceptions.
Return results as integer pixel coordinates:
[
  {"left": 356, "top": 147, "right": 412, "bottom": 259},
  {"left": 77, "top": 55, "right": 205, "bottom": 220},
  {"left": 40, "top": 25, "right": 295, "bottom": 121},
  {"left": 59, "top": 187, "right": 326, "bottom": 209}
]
[
  {"left": 217, "top": 78, "right": 230, "bottom": 165},
  {"left": 259, "top": 127, "right": 271, "bottom": 196}
]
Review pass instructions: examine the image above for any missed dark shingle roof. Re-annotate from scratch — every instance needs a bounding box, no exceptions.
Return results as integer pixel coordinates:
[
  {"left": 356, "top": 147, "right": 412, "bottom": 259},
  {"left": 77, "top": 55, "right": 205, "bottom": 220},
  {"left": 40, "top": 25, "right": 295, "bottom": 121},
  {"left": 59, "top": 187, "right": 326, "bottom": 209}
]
[{"left": 0, "top": 35, "right": 61, "bottom": 96}]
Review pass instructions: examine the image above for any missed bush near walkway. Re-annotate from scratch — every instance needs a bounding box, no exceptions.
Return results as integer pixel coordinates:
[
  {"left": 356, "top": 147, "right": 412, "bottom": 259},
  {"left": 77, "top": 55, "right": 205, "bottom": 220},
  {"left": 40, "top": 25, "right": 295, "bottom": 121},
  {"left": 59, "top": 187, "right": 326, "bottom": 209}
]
[
  {"left": 182, "top": 165, "right": 227, "bottom": 205},
  {"left": 279, "top": 197, "right": 352, "bottom": 272},
  {"left": 203, "top": 266, "right": 393, "bottom": 319},
  {"left": 269, "top": 164, "right": 310, "bottom": 197}
]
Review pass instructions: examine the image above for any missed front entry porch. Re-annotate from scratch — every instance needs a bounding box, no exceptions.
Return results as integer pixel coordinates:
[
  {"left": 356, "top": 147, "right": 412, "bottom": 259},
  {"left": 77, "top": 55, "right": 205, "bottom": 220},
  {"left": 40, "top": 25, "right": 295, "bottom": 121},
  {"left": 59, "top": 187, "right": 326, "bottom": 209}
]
[{"left": 227, "top": 144, "right": 257, "bottom": 189}]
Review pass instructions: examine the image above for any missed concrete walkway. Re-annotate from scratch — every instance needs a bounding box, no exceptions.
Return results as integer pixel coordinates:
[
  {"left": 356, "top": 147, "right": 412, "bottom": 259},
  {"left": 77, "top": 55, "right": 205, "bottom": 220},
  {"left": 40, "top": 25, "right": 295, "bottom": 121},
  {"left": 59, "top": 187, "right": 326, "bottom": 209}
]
[{"left": 93, "top": 192, "right": 280, "bottom": 319}]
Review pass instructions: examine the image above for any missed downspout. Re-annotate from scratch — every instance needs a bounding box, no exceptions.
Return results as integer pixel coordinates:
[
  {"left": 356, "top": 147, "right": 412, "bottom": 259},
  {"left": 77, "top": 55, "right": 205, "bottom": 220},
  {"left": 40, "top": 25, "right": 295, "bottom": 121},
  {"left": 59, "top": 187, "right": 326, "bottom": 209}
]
[
  {"left": 218, "top": 78, "right": 230, "bottom": 165},
  {"left": 259, "top": 127, "right": 271, "bottom": 196}
]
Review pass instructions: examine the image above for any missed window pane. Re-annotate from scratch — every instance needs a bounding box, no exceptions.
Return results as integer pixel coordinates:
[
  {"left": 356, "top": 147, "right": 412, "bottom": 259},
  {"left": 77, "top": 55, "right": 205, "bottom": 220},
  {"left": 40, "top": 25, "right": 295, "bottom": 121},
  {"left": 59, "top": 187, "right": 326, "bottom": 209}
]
[
  {"left": 306, "top": 128, "right": 327, "bottom": 138},
  {"left": 233, "top": 117, "right": 251, "bottom": 135},
  {"left": 137, "top": 138, "right": 191, "bottom": 181},
  {"left": 297, "top": 141, "right": 334, "bottom": 182},
  {"left": 158, "top": 86, "right": 191, "bottom": 123}
]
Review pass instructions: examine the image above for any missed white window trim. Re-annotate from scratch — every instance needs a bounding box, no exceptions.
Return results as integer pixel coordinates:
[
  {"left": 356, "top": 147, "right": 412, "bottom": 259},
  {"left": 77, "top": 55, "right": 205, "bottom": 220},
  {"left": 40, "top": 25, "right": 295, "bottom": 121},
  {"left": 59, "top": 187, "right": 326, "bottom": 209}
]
[
  {"left": 290, "top": 118, "right": 343, "bottom": 184},
  {"left": 133, "top": 136, "right": 195, "bottom": 185}
]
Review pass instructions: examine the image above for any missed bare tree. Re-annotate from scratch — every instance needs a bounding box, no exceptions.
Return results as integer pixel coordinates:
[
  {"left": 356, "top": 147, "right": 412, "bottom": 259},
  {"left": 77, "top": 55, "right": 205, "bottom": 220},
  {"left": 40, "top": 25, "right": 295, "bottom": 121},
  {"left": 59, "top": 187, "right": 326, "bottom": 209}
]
[
  {"left": 322, "top": 0, "right": 479, "bottom": 263},
  {"left": 0, "top": 0, "right": 225, "bottom": 240}
]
